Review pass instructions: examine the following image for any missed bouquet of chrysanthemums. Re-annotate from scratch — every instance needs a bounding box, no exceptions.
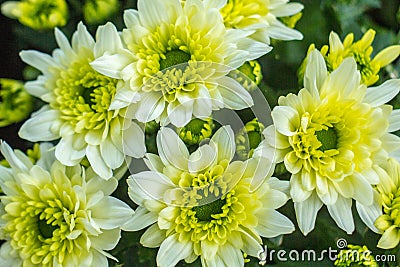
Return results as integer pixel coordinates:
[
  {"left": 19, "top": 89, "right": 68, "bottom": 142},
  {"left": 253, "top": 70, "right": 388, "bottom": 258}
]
[{"left": 1, "top": 0, "right": 400, "bottom": 266}]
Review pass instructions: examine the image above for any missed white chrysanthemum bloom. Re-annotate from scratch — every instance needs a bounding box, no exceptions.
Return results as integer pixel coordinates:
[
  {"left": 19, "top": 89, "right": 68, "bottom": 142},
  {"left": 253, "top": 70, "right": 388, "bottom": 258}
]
[
  {"left": 217, "top": 0, "right": 303, "bottom": 44},
  {"left": 18, "top": 22, "right": 146, "bottom": 180},
  {"left": 0, "top": 141, "right": 134, "bottom": 266},
  {"left": 124, "top": 126, "right": 294, "bottom": 267},
  {"left": 91, "top": 0, "right": 270, "bottom": 127},
  {"left": 262, "top": 49, "right": 400, "bottom": 235}
]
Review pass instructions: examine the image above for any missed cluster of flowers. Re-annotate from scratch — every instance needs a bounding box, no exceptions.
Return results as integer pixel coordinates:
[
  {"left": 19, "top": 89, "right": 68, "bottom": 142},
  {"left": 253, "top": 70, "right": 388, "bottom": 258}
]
[{"left": 1, "top": 0, "right": 400, "bottom": 266}]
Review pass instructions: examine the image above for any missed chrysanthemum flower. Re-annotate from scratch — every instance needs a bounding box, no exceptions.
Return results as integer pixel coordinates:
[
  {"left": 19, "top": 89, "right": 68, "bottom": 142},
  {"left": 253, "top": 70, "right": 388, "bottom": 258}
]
[
  {"left": 18, "top": 22, "right": 146, "bottom": 179},
  {"left": 367, "top": 158, "right": 400, "bottom": 249},
  {"left": 299, "top": 29, "right": 400, "bottom": 86},
  {"left": 219, "top": 0, "right": 303, "bottom": 44},
  {"left": 0, "top": 141, "right": 133, "bottom": 266},
  {"left": 1, "top": 0, "right": 68, "bottom": 30},
  {"left": 263, "top": 49, "right": 400, "bottom": 235},
  {"left": 91, "top": 0, "right": 270, "bottom": 127},
  {"left": 0, "top": 78, "right": 32, "bottom": 127},
  {"left": 124, "top": 126, "right": 294, "bottom": 267}
]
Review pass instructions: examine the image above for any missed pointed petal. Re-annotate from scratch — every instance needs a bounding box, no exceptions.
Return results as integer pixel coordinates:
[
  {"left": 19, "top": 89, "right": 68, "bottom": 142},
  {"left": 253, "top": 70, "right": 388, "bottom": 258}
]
[
  {"left": 157, "top": 234, "right": 192, "bottom": 267},
  {"left": 304, "top": 49, "right": 326, "bottom": 99},
  {"left": 212, "top": 125, "right": 235, "bottom": 163},
  {"left": 294, "top": 192, "right": 323, "bottom": 236},
  {"left": 356, "top": 191, "right": 381, "bottom": 233},
  {"left": 217, "top": 76, "right": 254, "bottom": 110},
  {"left": 122, "top": 206, "right": 158, "bottom": 231},
  {"left": 157, "top": 127, "right": 189, "bottom": 171},
  {"left": 327, "top": 196, "right": 354, "bottom": 234},
  {"left": 364, "top": 79, "right": 400, "bottom": 107},
  {"left": 123, "top": 122, "right": 146, "bottom": 158},
  {"left": 18, "top": 106, "right": 60, "bottom": 142}
]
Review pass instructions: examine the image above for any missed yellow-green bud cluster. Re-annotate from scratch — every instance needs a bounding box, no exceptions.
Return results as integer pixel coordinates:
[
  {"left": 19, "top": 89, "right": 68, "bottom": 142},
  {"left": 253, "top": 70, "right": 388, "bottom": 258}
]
[
  {"left": 230, "top": 60, "right": 263, "bottom": 91},
  {"left": 334, "top": 245, "right": 378, "bottom": 267},
  {"left": 235, "top": 118, "right": 264, "bottom": 160},
  {"left": 0, "top": 78, "right": 32, "bottom": 127},
  {"left": 1, "top": 0, "right": 68, "bottom": 30},
  {"left": 83, "top": 0, "right": 120, "bottom": 25},
  {"left": 178, "top": 118, "right": 214, "bottom": 146}
]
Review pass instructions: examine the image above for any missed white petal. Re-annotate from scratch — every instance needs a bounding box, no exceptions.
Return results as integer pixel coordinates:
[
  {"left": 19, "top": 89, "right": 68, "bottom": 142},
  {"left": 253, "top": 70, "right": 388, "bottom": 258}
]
[
  {"left": 55, "top": 28, "right": 75, "bottom": 58},
  {"left": 135, "top": 92, "right": 165, "bottom": 123},
  {"left": 100, "top": 138, "right": 124, "bottom": 169},
  {"left": 327, "top": 196, "right": 354, "bottom": 234},
  {"left": 122, "top": 206, "right": 157, "bottom": 231},
  {"left": 86, "top": 145, "right": 113, "bottom": 179},
  {"left": 19, "top": 50, "right": 55, "bottom": 74},
  {"left": 128, "top": 171, "right": 175, "bottom": 204},
  {"left": 271, "top": 3, "right": 303, "bottom": 17},
  {"left": 18, "top": 106, "right": 60, "bottom": 142},
  {"left": 0, "top": 141, "right": 31, "bottom": 173},
  {"left": 377, "top": 225, "right": 400, "bottom": 249},
  {"left": 256, "top": 209, "right": 295, "bottom": 238},
  {"left": 217, "top": 242, "right": 245, "bottom": 267},
  {"left": 140, "top": 224, "right": 165, "bottom": 248},
  {"left": 55, "top": 136, "right": 86, "bottom": 166},
  {"left": 364, "top": 79, "right": 400, "bottom": 107},
  {"left": 188, "top": 144, "right": 217, "bottom": 173},
  {"left": 217, "top": 76, "right": 254, "bottom": 110},
  {"left": 109, "top": 88, "right": 140, "bottom": 110},
  {"left": 122, "top": 122, "right": 146, "bottom": 158},
  {"left": 167, "top": 100, "right": 193, "bottom": 127},
  {"left": 94, "top": 22, "right": 123, "bottom": 57},
  {"left": 91, "top": 228, "right": 121, "bottom": 251},
  {"left": 91, "top": 196, "right": 134, "bottom": 229},
  {"left": 90, "top": 53, "right": 132, "bottom": 79},
  {"left": 144, "top": 153, "right": 164, "bottom": 172},
  {"left": 350, "top": 173, "right": 373, "bottom": 206},
  {"left": 294, "top": 192, "right": 323, "bottom": 236},
  {"left": 356, "top": 191, "right": 381, "bottom": 233},
  {"left": 328, "top": 57, "right": 360, "bottom": 98},
  {"left": 212, "top": 125, "right": 236, "bottom": 163},
  {"left": 271, "top": 106, "right": 299, "bottom": 136},
  {"left": 192, "top": 85, "right": 212, "bottom": 118},
  {"left": 72, "top": 22, "right": 95, "bottom": 50},
  {"left": 157, "top": 234, "right": 192, "bottom": 267},
  {"left": 157, "top": 127, "right": 189, "bottom": 171},
  {"left": 237, "top": 227, "right": 263, "bottom": 257},
  {"left": 388, "top": 109, "right": 400, "bottom": 132},
  {"left": 266, "top": 20, "right": 303, "bottom": 41},
  {"left": 304, "top": 50, "right": 326, "bottom": 99}
]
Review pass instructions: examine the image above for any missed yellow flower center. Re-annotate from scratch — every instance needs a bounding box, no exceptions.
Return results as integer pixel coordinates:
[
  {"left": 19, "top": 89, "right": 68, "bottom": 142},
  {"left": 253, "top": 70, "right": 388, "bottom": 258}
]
[
  {"left": 53, "top": 57, "right": 118, "bottom": 132},
  {"left": 315, "top": 127, "right": 338, "bottom": 152},
  {"left": 159, "top": 50, "right": 191, "bottom": 70},
  {"left": 161, "top": 160, "right": 261, "bottom": 248}
]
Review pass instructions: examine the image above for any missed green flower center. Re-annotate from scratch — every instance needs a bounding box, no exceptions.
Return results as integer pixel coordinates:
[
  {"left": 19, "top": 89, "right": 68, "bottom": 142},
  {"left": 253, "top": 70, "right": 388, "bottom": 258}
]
[
  {"left": 179, "top": 118, "right": 214, "bottom": 146},
  {"left": 193, "top": 198, "right": 226, "bottom": 221},
  {"left": 159, "top": 50, "right": 191, "bottom": 70},
  {"left": 37, "top": 217, "right": 57, "bottom": 239},
  {"left": 315, "top": 127, "right": 338, "bottom": 151}
]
